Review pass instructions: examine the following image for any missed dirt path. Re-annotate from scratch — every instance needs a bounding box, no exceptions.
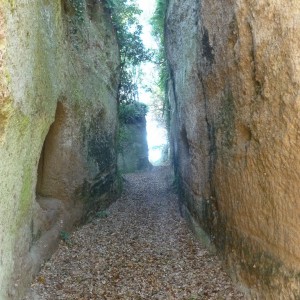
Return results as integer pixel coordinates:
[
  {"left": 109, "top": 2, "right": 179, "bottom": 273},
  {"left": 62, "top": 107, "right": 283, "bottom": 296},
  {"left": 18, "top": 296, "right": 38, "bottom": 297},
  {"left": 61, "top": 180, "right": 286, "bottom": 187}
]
[{"left": 26, "top": 166, "right": 244, "bottom": 300}]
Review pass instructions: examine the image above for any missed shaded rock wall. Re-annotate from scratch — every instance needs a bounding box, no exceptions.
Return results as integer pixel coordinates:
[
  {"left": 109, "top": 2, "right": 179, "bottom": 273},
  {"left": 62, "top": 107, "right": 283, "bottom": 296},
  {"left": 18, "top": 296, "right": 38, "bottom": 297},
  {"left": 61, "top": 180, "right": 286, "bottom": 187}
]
[
  {"left": 118, "top": 117, "right": 151, "bottom": 173},
  {"left": 166, "top": 0, "right": 300, "bottom": 298},
  {"left": 0, "top": 0, "right": 119, "bottom": 298}
]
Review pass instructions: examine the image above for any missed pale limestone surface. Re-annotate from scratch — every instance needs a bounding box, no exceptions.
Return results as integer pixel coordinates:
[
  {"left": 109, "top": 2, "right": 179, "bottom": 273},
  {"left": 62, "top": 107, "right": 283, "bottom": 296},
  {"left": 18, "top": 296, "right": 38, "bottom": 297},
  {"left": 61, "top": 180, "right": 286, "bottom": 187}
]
[
  {"left": 166, "top": 0, "right": 300, "bottom": 298},
  {"left": 0, "top": 1, "right": 119, "bottom": 299}
]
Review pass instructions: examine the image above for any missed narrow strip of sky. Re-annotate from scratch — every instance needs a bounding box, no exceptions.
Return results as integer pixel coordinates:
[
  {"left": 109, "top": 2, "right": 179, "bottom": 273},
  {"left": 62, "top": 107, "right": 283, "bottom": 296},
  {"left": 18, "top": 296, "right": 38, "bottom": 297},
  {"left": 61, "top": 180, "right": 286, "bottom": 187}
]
[
  {"left": 136, "top": 0, "right": 157, "bottom": 49},
  {"left": 136, "top": 0, "right": 168, "bottom": 164}
]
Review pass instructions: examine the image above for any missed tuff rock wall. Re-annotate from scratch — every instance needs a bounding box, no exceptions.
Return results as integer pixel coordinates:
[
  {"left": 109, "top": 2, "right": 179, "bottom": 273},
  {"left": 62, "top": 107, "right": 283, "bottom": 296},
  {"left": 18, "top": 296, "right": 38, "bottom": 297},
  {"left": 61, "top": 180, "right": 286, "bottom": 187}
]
[
  {"left": 0, "top": 0, "right": 120, "bottom": 298},
  {"left": 118, "top": 116, "right": 151, "bottom": 173},
  {"left": 166, "top": 0, "right": 300, "bottom": 298}
]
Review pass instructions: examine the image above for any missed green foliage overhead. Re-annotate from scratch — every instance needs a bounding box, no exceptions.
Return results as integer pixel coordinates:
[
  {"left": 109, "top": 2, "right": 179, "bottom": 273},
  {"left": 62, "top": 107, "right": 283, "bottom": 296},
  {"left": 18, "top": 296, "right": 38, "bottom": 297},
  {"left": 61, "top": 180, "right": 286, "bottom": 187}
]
[
  {"left": 151, "top": 0, "right": 168, "bottom": 43},
  {"left": 104, "top": 0, "right": 153, "bottom": 104}
]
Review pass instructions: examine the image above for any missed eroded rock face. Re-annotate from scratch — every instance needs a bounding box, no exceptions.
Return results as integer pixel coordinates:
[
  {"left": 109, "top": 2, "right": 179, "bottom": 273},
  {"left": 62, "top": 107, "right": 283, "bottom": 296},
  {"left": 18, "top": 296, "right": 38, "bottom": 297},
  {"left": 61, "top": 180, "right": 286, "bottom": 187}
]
[
  {"left": 166, "top": 0, "right": 300, "bottom": 297},
  {"left": 0, "top": 1, "right": 120, "bottom": 298},
  {"left": 118, "top": 117, "right": 151, "bottom": 174}
]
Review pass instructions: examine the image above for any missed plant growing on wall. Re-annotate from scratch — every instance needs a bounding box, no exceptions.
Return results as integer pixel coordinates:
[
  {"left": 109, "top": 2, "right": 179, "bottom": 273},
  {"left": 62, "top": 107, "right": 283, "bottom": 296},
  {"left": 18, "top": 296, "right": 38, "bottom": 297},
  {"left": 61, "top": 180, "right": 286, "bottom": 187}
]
[{"left": 150, "top": 0, "right": 170, "bottom": 131}]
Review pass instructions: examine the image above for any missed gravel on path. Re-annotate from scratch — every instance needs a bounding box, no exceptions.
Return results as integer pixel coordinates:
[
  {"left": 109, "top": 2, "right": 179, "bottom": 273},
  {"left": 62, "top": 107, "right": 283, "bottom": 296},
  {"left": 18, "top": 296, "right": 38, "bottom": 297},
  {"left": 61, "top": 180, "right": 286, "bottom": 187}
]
[{"left": 25, "top": 166, "right": 244, "bottom": 300}]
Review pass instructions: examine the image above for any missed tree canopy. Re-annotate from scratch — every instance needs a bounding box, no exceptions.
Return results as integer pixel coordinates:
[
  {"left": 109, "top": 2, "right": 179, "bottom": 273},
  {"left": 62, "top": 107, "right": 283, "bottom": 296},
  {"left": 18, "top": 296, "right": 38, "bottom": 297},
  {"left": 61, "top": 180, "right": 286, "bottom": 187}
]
[{"left": 104, "top": 0, "right": 153, "bottom": 104}]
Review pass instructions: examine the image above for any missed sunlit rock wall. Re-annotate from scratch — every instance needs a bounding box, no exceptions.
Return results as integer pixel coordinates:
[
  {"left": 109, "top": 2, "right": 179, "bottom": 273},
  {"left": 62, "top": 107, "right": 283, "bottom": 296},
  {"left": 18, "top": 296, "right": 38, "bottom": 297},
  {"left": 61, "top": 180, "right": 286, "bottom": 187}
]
[
  {"left": 0, "top": 0, "right": 120, "bottom": 298},
  {"left": 166, "top": 0, "right": 300, "bottom": 297}
]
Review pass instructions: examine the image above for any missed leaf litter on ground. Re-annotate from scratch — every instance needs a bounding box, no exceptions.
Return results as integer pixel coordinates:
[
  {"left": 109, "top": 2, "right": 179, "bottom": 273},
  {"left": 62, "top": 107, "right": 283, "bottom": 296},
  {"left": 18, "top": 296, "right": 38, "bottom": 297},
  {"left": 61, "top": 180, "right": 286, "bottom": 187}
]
[{"left": 25, "top": 166, "right": 244, "bottom": 300}]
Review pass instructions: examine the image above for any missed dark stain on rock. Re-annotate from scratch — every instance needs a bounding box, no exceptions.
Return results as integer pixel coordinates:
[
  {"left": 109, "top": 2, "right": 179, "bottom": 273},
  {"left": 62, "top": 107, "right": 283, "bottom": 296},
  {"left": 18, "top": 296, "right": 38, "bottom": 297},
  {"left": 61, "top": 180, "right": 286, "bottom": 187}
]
[
  {"left": 202, "top": 27, "right": 214, "bottom": 65},
  {"left": 80, "top": 115, "right": 120, "bottom": 215},
  {"left": 180, "top": 126, "right": 190, "bottom": 156},
  {"left": 217, "top": 90, "right": 236, "bottom": 151}
]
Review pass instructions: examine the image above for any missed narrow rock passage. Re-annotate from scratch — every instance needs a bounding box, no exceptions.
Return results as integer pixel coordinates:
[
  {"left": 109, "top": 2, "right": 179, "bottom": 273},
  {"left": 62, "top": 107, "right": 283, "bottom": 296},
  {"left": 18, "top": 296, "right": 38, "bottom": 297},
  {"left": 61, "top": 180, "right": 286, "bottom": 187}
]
[{"left": 27, "top": 167, "right": 243, "bottom": 299}]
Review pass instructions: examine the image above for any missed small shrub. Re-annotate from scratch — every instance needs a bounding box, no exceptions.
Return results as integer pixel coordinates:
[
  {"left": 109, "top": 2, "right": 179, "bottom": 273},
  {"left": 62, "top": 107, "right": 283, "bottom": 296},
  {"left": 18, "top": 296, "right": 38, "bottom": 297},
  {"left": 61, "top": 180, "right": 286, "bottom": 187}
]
[
  {"left": 119, "top": 102, "right": 148, "bottom": 124},
  {"left": 59, "top": 230, "right": 71, "bottom": 245},
  {"left": 96, "top": 210, "right": 109, "bottom": 219}
]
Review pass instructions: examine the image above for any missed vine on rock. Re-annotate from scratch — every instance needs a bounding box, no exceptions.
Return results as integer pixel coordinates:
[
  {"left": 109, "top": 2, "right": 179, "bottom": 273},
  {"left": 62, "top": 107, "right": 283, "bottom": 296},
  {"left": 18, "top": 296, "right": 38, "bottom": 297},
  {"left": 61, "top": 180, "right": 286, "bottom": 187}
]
[{"left": 150, "top": 0, "right": 170, "bottom": 131}]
